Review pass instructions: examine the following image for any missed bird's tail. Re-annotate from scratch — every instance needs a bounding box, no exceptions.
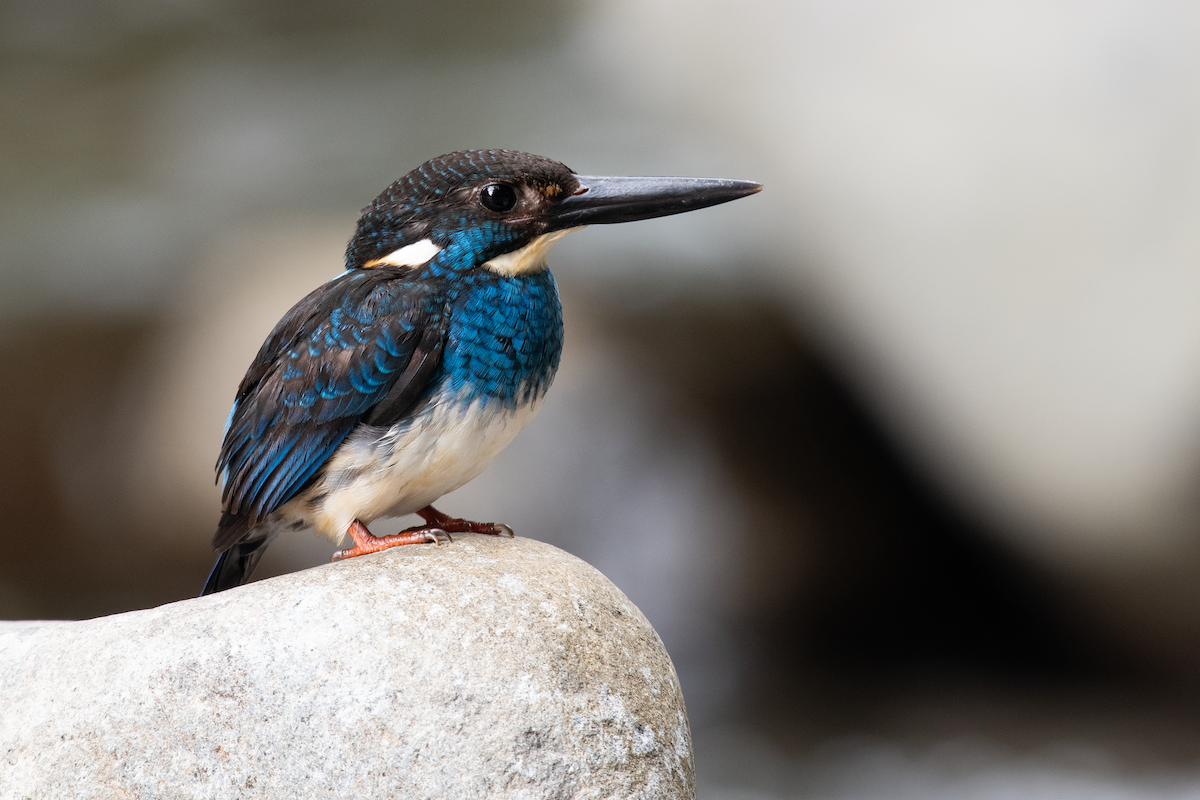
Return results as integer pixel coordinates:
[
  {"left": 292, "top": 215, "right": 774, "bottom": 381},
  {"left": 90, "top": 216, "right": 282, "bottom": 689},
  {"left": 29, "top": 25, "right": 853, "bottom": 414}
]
[{"left": 199, "top": 513, "right": 273, "bottom": 596}]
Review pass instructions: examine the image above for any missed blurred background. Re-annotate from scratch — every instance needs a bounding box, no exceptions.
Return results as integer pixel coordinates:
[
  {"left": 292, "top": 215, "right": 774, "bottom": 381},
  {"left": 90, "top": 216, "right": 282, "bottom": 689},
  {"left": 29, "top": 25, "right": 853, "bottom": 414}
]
[{"left": 5, "top": 0, "right": 1200, "bottom": 796}]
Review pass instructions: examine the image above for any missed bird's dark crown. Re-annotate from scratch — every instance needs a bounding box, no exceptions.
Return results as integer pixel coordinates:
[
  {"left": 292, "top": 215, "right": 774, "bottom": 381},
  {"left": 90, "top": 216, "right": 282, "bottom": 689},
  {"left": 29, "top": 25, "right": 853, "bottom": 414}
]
[{"left": 345, "top": 149, "right": 580, "bottom": 271}]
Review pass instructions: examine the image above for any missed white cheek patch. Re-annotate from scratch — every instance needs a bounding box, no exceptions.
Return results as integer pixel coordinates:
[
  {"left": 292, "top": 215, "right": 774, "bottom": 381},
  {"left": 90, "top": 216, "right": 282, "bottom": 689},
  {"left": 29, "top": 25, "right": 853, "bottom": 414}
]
[
  {"left": 370, "top": 239, "right": 443, "bottom": 267},
  {"left": 482, "top": 227, "right": 583, "bottom": 275}
]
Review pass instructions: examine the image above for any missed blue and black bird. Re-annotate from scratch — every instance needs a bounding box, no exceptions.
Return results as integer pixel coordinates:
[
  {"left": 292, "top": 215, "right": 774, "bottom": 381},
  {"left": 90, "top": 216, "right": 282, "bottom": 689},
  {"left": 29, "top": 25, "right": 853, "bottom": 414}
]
[{"left": 201, "top": 149, "right": 760, "bottom": 595}]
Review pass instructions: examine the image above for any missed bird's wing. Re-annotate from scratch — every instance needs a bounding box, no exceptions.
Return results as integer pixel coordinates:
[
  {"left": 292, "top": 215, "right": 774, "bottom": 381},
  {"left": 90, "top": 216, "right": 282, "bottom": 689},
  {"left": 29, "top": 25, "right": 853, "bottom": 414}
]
[{"left": 215, "top": 270, "right": 447, "bottom": 543}]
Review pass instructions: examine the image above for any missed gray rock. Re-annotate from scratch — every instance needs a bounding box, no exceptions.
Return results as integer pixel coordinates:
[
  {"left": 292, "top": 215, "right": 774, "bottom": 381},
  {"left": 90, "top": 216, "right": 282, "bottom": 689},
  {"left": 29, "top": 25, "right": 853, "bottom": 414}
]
[{"left": 0, "top": 535, "right": 693, "bottom": 799}]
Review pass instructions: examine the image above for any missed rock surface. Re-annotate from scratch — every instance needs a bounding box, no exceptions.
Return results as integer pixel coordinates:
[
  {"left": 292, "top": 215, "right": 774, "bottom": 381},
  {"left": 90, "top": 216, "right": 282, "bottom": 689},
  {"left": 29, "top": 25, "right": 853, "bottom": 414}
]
[{"left": 0, "top": 535, "right": 693, "bottom": 799}]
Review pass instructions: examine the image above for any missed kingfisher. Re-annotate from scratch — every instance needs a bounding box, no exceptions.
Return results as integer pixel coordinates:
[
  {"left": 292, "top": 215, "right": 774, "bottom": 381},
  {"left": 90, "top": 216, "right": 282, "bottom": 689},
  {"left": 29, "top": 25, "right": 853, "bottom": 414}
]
[{"left": 201, "top": 149, "right": 760, "bottom": 595}]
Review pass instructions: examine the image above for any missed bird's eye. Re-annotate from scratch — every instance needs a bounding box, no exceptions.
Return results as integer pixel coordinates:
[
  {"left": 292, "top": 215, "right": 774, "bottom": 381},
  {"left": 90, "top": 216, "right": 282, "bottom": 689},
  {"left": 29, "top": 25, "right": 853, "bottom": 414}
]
[{"left": 480, "top": 183, "right": 518, "bottom": 212}]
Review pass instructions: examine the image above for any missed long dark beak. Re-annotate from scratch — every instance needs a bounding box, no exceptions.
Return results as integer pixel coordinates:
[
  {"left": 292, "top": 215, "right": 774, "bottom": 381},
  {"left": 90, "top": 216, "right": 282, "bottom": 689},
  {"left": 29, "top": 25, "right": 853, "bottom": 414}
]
[{"left": 549, "top": 174, "right": 762, "bottom": 228}]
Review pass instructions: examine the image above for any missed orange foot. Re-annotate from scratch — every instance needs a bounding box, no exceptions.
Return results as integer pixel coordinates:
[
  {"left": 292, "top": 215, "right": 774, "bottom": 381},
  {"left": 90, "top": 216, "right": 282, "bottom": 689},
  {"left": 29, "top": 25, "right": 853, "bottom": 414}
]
[{"left": 331, "top": 505, "right": 514, "bottom": 561}]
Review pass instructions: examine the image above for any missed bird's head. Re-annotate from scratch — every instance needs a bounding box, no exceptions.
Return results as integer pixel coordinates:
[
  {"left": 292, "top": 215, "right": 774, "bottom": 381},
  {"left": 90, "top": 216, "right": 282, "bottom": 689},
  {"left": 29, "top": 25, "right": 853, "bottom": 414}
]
[{"left": 345, "top": 149, "right": 761, "bottom": 275}]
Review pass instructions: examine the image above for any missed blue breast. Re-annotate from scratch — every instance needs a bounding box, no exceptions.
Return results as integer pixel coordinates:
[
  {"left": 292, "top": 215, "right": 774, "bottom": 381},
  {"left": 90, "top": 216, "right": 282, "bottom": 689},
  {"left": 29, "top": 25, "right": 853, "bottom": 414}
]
[{"left": 439, "top": 268, "right": 564, "bottom": 408}]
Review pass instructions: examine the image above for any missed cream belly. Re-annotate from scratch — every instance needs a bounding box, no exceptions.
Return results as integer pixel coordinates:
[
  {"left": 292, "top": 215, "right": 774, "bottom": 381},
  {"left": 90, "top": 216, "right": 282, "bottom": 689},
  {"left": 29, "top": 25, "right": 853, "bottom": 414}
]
[{"left": 275, "top": 390, "right": 546, "bottom": 542}]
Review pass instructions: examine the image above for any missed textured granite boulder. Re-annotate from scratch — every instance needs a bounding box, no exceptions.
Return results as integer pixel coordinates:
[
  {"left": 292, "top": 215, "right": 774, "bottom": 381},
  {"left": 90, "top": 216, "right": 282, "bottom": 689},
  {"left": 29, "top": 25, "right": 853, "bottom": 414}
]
[{"left": 0, "top": 535, "right": 693, "bottom": 799}]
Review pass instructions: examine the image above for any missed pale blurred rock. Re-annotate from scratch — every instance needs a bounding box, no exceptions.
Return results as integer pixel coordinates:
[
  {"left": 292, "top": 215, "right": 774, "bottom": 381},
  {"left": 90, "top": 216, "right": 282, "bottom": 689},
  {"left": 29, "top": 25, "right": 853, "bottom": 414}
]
[
  {"left": 589, "top": 0, "right": 1200, "bottom": 566},
  {"left": 0, "top": 535, "right": 693, "bottom": 799},
  {"left": 584, "top": 0, "right": 1200, "bottom": 672}
]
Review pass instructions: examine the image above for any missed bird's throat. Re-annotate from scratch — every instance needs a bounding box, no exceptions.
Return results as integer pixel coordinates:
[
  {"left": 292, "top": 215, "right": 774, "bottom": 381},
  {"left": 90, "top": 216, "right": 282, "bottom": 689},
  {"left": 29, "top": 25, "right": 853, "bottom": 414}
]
[{"left": 481, "top": 227, "right": 582, "bottom": 276}]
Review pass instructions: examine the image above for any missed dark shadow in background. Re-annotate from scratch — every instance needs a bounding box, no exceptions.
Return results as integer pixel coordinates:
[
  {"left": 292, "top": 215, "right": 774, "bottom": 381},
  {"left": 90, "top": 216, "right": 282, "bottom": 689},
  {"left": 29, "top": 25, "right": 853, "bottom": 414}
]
[
  {"left": 606, "top": 299, "right": 1088, "bottom": 663},
  {"left": 600, "top": 297, "right": 1146, "bottom": 725}
]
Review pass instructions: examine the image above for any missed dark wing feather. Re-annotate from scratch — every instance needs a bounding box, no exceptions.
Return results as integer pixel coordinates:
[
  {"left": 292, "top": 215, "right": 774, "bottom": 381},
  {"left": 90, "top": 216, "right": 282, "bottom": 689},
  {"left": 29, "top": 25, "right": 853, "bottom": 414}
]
[
  {"left": 214, "top": 269, "right": 447, "bottom": 547},
  {"left": 363, "top": 324, "right": 446, "bottom": 427},
  {"left": 201, "top": 512, "right": 262, "bottom": 594}
]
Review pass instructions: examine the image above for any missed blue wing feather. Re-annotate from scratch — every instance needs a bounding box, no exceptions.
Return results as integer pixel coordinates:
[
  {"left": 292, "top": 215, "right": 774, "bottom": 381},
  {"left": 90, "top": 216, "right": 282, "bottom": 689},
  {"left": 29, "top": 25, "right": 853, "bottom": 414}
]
[{"left": 215, "top": 269, "right": 446, "bottom": 535}]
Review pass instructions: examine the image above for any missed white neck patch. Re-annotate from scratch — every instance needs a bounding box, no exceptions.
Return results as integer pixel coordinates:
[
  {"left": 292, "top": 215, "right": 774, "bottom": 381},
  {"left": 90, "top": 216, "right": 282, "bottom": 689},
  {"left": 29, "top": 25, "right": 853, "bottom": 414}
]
[
  {"left": 367, "top": 239, "right": 443, "bottom": 268},
  {"left": 482, "top": 227, "right": 583, "bottom": 276}
]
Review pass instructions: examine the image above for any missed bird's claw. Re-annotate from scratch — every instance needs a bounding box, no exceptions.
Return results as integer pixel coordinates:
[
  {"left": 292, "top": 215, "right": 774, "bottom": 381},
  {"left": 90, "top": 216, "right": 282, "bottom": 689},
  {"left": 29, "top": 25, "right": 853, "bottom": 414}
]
[
  {"left": 424, "top": 528, "right": 452, "bottom": 545},
  {"left": 493, "top": 523, "right": 515, "bottom": 538}
]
